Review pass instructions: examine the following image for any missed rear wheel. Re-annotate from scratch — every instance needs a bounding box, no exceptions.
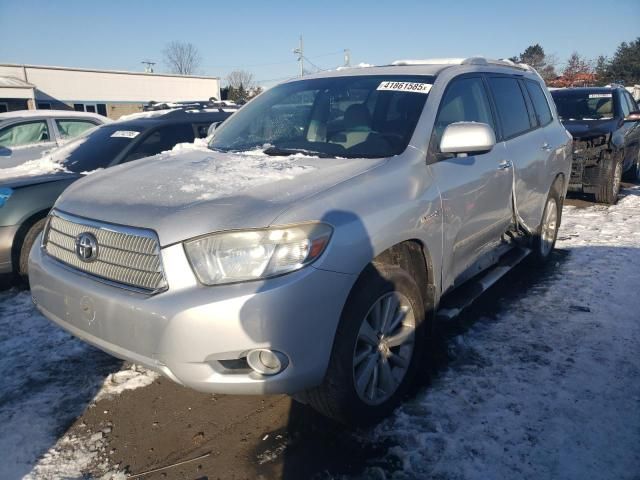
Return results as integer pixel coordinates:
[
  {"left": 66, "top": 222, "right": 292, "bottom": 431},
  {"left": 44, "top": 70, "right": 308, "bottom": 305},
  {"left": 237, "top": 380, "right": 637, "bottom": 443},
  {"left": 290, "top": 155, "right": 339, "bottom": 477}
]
[
  {"left": 303, "top": 263, "right": 426, "bottom": 426},
  {"left": 530, "top": 189, "right": 561, "bottom": 263}
]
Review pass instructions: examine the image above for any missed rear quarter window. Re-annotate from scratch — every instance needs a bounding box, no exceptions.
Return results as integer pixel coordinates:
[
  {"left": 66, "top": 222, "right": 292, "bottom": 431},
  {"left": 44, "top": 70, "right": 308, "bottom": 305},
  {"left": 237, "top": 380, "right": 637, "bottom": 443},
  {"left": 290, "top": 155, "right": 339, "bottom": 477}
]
[
  {"left": 487, "top": 76, "right": 532, "bottom": 139},
  {"left": 525, "top": 80, "right": 553, "bottom": 126}
]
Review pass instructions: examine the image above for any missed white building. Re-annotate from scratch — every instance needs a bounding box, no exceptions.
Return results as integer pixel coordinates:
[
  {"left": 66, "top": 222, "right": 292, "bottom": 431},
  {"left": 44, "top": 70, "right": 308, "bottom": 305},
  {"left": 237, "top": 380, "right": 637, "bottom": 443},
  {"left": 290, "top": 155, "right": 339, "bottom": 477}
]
[{"left": 0, "top": 64, "right": 221, "bottom": 119}]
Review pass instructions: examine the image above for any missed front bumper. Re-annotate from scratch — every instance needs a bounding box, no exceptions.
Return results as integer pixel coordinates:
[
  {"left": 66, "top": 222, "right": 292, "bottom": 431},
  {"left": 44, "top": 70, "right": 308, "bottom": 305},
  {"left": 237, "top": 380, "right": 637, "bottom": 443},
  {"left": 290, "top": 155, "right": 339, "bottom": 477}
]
[
  {"left": 29, "top": 240, "right": 355, "bottom": 395},
  {"left": 0, "top": 224, "right": 20, "bottom": 274}
]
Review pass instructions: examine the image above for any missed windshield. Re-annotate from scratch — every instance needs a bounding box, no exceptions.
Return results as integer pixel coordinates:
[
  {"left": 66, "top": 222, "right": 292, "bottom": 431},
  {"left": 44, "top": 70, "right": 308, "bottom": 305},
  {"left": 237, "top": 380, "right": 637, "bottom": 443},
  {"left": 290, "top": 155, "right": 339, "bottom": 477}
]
[
  {"left": 210, "top": 75, "right": 434, "bottom": 158},
  {"left": 552, "top": 91, "right": 616, "bottom": 121},
  {"left": 50, "top": 124, "right": 148, "bottom": 172}
]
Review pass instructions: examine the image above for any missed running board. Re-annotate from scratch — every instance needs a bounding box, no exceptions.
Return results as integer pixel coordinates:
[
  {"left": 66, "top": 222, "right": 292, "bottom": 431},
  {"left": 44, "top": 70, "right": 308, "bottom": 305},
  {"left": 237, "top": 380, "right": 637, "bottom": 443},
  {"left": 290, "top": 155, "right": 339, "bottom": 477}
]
[{"left": 436, "top": 246, "right": 531, "bottom": 322}]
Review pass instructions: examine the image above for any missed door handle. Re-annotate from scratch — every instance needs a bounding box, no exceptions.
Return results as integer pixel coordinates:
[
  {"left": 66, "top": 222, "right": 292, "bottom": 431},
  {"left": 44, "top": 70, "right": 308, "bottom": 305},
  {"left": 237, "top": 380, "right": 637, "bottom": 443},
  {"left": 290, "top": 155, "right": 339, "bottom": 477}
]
[
  {"left": 542, "top": 143, "right": 552, "bottom": 151},
  {"left": 498, "top": 160, "right": 512, "bottom": 170}
]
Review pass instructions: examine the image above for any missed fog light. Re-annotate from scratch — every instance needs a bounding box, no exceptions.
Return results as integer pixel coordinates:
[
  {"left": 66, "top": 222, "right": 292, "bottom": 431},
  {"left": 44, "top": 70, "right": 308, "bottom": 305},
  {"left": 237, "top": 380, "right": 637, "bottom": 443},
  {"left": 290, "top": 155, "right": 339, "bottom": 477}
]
[{"left": 246, "top": 349, "right": 288, "bottom": 376}]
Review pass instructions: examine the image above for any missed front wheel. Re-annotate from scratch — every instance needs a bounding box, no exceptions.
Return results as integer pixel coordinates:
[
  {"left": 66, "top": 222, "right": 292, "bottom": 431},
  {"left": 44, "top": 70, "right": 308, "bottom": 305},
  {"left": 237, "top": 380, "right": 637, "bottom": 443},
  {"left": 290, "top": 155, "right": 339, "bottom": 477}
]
[
  {"left": 303, "top": 263, "right": 427, "bottom": 426},
  {"left": 594, "top": 155, "right": 622, "bottom": 204}
]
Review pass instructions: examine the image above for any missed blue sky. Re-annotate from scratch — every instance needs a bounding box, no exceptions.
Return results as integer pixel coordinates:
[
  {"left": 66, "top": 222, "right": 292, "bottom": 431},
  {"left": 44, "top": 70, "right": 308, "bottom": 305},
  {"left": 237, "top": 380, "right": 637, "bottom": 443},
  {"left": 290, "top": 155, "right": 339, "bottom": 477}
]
[{"left": 0, "top": 0, "right": 638, "bottom": 87}]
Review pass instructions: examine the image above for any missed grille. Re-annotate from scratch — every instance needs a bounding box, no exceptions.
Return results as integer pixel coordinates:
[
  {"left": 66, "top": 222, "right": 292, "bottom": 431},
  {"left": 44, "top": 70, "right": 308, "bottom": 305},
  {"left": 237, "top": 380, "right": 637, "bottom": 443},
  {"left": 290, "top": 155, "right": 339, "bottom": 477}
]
[{"left": 44, "top": 211, "right": 167, "bottom": 293}]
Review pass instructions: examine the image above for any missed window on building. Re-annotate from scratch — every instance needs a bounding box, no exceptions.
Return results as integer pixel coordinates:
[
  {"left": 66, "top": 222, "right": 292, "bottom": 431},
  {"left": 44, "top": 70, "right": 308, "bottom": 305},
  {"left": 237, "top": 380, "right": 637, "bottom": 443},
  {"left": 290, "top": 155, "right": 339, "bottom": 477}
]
[
  {"left": 73, "top": 104, "right": 84, "bottom": 112},
  {"left": 37, "top": 102, "right": 52, "bottom": 110},
  {"left": 0, "top": 103, "right": 8, "bottom": 113},
  {"left": 55, "top": 119, "right": 99, "bottom": 139},
  {"left": 0, "top": 120, "right": 50, "bottom": 147},
  {"left": 97, "top": 104, "right": 107, "bottom": 116},
  {"left": 85, "top": 105, "right": 96, "bottom": 113},
  {"left": 487, "top": 76, "right": 532, "bottom": 139}
]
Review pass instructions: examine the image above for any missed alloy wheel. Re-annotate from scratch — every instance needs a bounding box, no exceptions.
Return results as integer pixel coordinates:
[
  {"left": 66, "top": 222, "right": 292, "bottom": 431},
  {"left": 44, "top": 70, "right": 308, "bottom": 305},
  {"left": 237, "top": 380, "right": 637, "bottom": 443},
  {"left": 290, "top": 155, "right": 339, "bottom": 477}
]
[
  {"left": 540, "top": 197, "right": 558, "bottom": 257},
  {"left": 352, "top": 292, "right": 416, "bottom": 405}
]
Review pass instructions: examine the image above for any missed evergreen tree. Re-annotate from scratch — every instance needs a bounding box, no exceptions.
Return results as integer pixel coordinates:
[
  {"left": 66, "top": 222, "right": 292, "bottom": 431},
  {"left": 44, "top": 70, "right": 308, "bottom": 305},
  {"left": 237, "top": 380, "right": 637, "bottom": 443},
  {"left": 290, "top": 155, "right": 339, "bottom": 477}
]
[{"left": 606, "top": 38, "right": 640, "bottom": 85}]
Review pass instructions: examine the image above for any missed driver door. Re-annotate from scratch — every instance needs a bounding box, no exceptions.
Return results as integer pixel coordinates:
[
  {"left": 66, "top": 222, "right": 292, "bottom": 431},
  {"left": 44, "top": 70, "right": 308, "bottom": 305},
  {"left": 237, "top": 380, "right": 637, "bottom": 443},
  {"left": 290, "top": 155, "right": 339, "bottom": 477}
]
[{"left": 428, "top": 75, "right": 514, "bottom": 292}]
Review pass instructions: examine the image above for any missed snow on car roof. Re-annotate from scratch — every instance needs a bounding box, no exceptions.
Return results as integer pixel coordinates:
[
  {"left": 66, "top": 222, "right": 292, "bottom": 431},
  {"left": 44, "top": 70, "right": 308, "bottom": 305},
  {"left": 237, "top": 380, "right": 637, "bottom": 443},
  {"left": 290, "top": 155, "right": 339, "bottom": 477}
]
[{"left": 0, "top": 109, "right": 110, "bottom": 122}]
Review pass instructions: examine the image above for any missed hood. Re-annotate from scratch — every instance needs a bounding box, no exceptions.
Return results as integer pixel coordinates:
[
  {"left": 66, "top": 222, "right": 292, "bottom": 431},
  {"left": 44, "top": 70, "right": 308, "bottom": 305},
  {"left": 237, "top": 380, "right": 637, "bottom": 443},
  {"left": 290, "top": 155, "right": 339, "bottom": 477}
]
[
  {"left": 561, "top": 118, "right": 619, "bottom": 140},
  {"left": 0, "top": 171, "right": 79, "bottom": 189},
  {"left": 56, "top": 147, "right": 386, "bottom": 246}
]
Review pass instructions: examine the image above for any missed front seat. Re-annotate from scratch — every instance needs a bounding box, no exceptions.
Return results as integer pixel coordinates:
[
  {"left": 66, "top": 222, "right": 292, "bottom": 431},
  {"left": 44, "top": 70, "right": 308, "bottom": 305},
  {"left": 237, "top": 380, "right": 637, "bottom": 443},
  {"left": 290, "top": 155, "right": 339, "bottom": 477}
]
[{"left": 329, "top": 104, "right": 372, "bottom": 148}]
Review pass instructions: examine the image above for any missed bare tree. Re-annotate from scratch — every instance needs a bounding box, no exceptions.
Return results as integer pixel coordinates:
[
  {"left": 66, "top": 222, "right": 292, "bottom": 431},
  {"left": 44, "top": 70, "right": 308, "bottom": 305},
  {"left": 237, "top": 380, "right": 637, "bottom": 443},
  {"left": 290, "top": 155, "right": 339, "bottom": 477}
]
[
  {"left": 225, "top": 70, "right": 258, "bottom": 103},
  {"left": 163, "top": 41, "right": 202, "bottom": 75},
  {"left": 225, "top": 70, "right": 257, "bottom": 91}
]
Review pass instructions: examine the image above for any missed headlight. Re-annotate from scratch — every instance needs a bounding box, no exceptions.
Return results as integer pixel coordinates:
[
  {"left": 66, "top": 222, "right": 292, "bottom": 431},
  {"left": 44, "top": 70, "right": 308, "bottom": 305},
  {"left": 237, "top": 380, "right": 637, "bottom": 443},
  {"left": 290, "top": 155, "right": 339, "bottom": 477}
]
[
  {"left": 183, "top": 223, "right": 333, "bottom": 285},
  {"left": 0, "top": 188, "right": 13, "bottom": 207}
]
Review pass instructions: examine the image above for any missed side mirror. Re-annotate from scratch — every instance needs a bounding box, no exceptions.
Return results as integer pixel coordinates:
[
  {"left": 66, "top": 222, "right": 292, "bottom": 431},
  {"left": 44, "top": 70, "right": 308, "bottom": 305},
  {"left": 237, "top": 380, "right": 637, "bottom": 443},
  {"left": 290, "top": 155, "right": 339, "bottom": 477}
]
[
  {"left": 440, "top": 122, "right": 496, "bottom": 156},
  {"left": 207, "top": 121, "right": 222, "bottom": 137},
  {"left": 0, "top": 147, "right": 11, "bottom": 157},
  {"left": 624, "top": 111, "right": 640, "bottom": 123}
]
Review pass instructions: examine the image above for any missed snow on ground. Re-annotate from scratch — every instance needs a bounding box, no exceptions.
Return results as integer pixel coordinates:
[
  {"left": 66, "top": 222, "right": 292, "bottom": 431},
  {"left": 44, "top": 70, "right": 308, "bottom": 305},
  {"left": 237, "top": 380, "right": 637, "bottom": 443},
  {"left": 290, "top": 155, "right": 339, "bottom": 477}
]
[
  {"left": 356, "top": 188, "right": 640, "bottom": 480},
  {"left": 0, "top": 290, "right": 155, "bottom": 479}
]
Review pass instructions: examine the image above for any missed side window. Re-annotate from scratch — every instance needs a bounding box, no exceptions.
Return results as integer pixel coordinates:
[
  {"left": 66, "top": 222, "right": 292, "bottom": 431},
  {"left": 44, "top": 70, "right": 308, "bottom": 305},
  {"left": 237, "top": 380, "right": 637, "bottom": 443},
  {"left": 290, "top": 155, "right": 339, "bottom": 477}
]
[
  {"left": 124, "top": 124, "right": 195, "bottom": 162},
  {"left": 487, "top": 76, "right": 532, "bottom": 139},
  {"left": 0, "top": 120, "right": 50, "bottom": 148},
  {"left": 55, "top": 119, "right": 97, "bottom": 139},
  {"left": 525, "top": 80, "right": 553, "bottom": 126},
  {"left": 433, "top": 77, "right": 495, "bottom": 147},
  {"left": 624, "top": 91, "right": 638, "bottom": 113}
]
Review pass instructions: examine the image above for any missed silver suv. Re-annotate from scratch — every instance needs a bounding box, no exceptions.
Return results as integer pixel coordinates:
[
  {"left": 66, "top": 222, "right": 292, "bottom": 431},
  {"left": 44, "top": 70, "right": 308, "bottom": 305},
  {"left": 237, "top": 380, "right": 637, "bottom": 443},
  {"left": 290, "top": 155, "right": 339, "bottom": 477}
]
[{"left": 30, "top": 58, "right": 572, "bottom": 425}]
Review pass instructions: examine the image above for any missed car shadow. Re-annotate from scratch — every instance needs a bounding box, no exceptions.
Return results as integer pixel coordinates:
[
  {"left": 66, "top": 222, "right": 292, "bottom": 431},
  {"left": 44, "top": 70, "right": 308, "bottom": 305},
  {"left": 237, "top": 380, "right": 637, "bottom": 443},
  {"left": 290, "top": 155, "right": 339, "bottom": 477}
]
[{"left": 0, "top": 288, "right": 122, "bottom": 479}]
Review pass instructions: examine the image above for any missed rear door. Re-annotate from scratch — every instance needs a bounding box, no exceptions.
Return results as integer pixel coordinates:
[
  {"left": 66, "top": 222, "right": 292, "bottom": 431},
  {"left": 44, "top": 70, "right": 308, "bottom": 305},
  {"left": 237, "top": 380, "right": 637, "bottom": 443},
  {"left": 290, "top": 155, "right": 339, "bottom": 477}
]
[
  {"left": 486, "top": 75, "right": 549, "bottom": 231},
  {"left": 429, "top": 75, "right": 514, "bottom": 290}
]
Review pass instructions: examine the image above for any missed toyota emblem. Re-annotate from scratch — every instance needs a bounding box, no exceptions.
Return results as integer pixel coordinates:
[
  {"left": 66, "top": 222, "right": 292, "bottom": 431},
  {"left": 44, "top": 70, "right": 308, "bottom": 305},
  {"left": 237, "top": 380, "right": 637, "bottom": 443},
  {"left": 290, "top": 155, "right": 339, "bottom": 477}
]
[{"left": 75, "top": 232, "right": 99, "bottom": 262}]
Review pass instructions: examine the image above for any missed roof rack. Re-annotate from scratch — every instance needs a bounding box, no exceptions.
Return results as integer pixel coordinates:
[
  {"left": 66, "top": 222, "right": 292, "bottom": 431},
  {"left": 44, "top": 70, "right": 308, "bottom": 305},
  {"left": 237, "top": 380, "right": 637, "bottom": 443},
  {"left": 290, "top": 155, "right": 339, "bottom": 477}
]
[{"left": 392, "top": 56, "right": 535, "bottom": 73}]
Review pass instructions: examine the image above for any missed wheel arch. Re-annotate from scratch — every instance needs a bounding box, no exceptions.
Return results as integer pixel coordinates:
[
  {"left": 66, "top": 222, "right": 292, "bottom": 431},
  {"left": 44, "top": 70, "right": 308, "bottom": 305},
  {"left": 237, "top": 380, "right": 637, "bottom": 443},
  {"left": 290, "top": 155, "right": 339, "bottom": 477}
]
[
  {"left": 11, "top": 208, "right": 50, "bottom": 271},
  {"left": 370, "top": 239, "right": 437, "bottom": 316}
]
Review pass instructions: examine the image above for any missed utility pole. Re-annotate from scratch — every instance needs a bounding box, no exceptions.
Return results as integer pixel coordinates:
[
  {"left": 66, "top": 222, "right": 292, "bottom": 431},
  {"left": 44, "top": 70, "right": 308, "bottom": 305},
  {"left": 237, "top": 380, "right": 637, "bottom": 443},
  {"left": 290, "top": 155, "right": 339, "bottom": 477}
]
[
  {"left": 141, "top": 60, "right": 155, "bottom": 73},
  {"left": 293, "top": 35, "right": 304, "bottom": 77},
  {"left": 343, "top": 49, "right": 351, "bottom": 68}
]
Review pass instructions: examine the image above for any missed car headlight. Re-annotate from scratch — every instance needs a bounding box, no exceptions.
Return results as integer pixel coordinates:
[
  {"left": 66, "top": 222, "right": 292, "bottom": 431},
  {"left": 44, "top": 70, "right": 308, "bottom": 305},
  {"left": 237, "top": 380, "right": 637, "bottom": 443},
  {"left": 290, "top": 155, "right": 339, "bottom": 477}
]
[
  {"left": 0, "top": 187, "right": 13, "bottom": 207},
  {"left": 183, "top": 223, "right": 333, "bottom": 285}
]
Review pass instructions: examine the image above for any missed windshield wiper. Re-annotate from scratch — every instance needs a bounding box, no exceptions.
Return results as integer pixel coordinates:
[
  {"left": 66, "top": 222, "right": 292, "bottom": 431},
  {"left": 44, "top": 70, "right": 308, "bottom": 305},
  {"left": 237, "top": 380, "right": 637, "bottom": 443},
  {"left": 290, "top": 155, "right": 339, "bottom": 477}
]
[{"left": 262, "top": 146, "right": 333, "bottom": 158}]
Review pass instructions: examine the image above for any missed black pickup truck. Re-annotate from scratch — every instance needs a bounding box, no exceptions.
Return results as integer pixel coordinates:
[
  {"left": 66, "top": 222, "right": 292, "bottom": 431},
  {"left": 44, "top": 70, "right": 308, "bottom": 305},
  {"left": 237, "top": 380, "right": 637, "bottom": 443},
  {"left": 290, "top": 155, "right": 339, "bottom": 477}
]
[{"left": 551, "top": 86, "right": 640, "bottom": 204}]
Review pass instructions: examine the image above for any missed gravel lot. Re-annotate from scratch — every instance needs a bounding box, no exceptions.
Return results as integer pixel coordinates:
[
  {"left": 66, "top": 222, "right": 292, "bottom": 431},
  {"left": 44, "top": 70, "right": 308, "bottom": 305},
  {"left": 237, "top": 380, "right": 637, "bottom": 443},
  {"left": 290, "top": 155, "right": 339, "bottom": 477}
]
[{"left": 2, "top": 186, "right": 639, "bottom": 480}]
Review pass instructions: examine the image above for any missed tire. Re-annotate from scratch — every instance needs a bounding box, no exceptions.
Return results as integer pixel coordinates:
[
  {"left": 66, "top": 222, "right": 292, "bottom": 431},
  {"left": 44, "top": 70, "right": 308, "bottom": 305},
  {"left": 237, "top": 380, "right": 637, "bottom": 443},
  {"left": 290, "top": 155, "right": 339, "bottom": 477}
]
[
  {"left": 594, "top": 153, "right": 622, "bottom": 204},
  {"left": 530, "top": 188, "right": 561, "bottom": 264},
  {"left": 624, "top": 152, "right": 640, "bottom": 183},
  {"left": 17, "top": 218, "right": 47, "bottom": 278},
  {"left": 303, "top": 263, "right": 427, "bottom": 426}
]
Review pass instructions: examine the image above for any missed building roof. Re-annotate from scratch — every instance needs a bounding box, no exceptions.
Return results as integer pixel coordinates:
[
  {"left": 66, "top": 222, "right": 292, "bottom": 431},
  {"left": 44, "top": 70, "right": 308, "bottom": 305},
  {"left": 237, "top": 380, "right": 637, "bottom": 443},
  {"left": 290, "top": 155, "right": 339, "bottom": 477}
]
[
  {"left": 0, "top": 76, "right": 35, "bottom": 88},
  {"left": 0, "top": 63, "right": 220, "bottom": 81}
]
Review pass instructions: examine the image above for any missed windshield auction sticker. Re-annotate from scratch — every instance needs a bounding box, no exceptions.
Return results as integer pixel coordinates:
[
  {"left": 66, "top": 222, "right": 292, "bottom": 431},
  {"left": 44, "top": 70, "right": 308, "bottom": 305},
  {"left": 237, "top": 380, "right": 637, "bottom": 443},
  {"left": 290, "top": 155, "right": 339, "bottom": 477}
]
[
  {"left": 377, "top": 81, "right": 432, "bottom": 94},
  {"left": 111, "top": 130, "right": 140, "bottom": 138},
  {"left": 588, "top": 93, "right": 612, "bottom": 98}
]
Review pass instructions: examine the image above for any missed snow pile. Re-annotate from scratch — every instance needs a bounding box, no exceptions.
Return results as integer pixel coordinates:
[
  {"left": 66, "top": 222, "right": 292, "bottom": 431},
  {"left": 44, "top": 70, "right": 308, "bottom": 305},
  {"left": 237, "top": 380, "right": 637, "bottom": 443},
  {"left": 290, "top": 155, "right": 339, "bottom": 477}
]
[
  {"left": 0, "top": 154, "right": 67, "bottom": 179},
  {"left": 0, "top": 290, "right": 155, "bottom": 479},
  {"left": 117, "top": 143, "right": 315, "bottom": 204},
  {"left": 357, "top": 187, "right": 640, "bottom": 480},
  {"left": 116, "top": 109, "right": 173, "bottom": 122},
  {"left": 95, "top": 365, "right": 158, "bottom": 401}
]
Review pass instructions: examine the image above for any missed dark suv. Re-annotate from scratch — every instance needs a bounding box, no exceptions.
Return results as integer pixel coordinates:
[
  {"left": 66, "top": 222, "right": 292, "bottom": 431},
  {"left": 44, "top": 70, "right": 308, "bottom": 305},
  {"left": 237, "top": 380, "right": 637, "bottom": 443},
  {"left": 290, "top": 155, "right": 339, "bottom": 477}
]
[{"left": 551, "top": 86, "right": 640, "bottom": 204}]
